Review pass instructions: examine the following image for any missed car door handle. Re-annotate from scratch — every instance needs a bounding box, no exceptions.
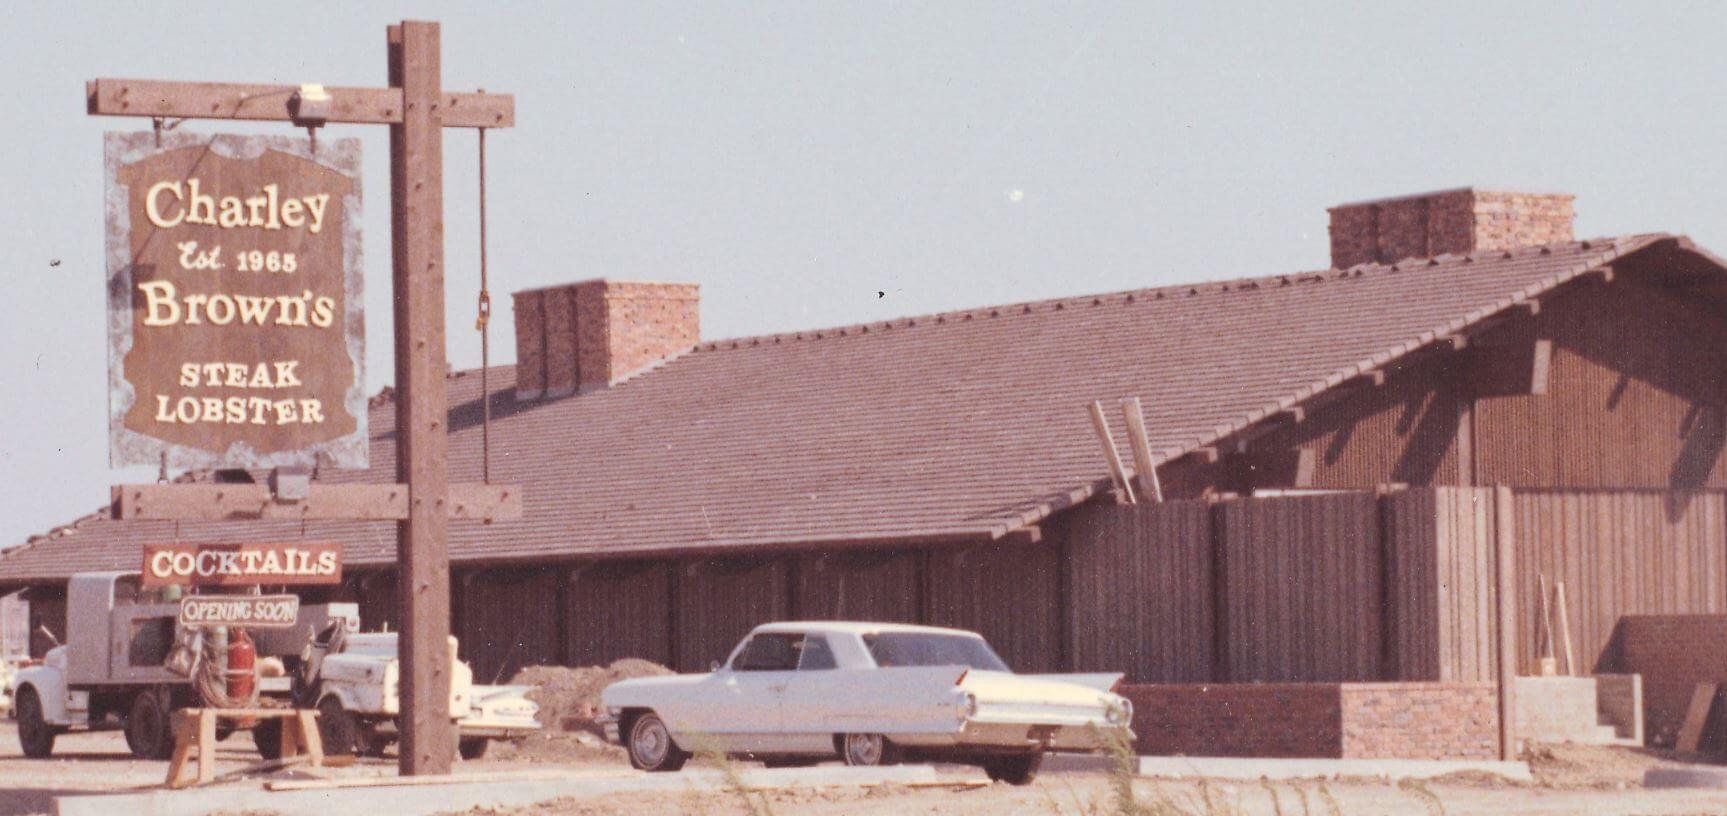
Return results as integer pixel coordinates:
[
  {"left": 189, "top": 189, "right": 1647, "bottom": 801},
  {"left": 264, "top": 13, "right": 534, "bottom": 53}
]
[{"left": 768, "top": 684, "right": 787, "bottom": 692}]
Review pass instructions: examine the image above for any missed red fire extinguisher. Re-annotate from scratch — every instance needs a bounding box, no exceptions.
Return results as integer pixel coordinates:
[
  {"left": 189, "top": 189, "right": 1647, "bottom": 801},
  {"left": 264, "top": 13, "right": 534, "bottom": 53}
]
[{"left": 226, "top": 628, "right": 256, "bottom": 703}]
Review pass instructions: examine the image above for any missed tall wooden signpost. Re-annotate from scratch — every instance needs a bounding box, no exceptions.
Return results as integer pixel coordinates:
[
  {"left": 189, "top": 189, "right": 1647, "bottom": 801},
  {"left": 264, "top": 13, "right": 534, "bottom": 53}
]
[{"left": 90, "top": 20, "right": 516, "bottom": 775}]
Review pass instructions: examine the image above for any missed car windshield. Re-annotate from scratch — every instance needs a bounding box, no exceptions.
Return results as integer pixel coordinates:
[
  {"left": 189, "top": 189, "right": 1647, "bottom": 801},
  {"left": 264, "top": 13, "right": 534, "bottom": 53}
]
[{"left": 863, "top": 632, "right": 1009, "bottom": 671}]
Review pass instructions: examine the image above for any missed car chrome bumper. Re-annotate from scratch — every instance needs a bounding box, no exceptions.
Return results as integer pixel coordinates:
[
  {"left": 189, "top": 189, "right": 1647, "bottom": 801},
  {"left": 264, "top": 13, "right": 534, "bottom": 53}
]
[
  {"left": 895, "top": 721, "right": 1133, "bottom": 753},
  {"left": 596, "top": 712, "right": 621, "bottom": 745}
]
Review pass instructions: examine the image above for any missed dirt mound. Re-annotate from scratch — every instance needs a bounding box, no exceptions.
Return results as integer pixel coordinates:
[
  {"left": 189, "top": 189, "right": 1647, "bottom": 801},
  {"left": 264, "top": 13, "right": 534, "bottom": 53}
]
[
  {"left": 1524, "top": 742, "right": 1673, "bottom": 789},
  {"left": 490, "top": 659, "right": 674, "bottom": 763}
]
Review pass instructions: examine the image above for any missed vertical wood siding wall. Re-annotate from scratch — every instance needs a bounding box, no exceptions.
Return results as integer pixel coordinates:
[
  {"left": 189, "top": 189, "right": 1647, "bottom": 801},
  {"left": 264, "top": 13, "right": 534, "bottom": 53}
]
[
  {"left": 1061, "top": 500, "right": 1213, "bottom": 682},
  {"left": 388, "top": 487, "right": 1727, "bottom": 687},
  {"left": 673, "top": 557, "right": 791, "bottom": 672},
  {"left": 1216, "top": 493, "right": 1385, "bottom": 682},
  {"left": 458, "top": 568, "right": 562, "bottom": 683},
  {"left": 1383, "top": 488, "right": 1498, "bottom": 683},
  {"left": 791, "top": 550, "right": 922, "bottom": 623},
  {"left": 1512, "top": 489, "right": 1727, "bottom": 673},
  {"left": 925, "top": 543, "right": 1064, "bottom": 672},
  {"left": 1474, "top": 283, "right": 1727, "bottom": 489},
  {"left": 567, "top": 562, "right": 673, "bottom": 668}
]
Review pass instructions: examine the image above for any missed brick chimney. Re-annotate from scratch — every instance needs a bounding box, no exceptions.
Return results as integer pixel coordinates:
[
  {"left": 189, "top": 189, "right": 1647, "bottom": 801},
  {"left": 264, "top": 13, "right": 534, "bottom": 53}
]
[
  {"left": 513, "top": 280, "right": 700, "bottom": 400},
  {"left": 1328, "top": 188, "right": 1575, "bottom": 269}
]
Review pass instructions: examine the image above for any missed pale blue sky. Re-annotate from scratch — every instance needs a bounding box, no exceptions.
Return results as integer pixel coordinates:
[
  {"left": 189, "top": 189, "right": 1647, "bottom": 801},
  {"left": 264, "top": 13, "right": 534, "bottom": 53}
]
[{"left": 3, "top": 1, "right": 1725, "bottom": 549}]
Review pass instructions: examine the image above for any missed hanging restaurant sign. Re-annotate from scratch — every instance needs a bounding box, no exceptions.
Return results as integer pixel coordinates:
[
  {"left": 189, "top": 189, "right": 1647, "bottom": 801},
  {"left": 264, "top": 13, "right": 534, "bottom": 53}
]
[
  {"left": 141, "top": 541, "right": 344, "bottom": 587},
  {"left": 179, "top": 594, "right": 302, "bottom": 629},
  {"left": 105, "top": 131, "right": 365, "bottom": 469}
]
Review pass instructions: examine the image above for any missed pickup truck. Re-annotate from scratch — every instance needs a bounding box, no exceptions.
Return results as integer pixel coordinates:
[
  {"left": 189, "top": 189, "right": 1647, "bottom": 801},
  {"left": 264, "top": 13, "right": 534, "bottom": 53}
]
[
  {"left": 600, "top": 621, "right": 1132, "bottom": 785},
  {"left": 283, "top": 623, "right": 540, "bottom": 760}
]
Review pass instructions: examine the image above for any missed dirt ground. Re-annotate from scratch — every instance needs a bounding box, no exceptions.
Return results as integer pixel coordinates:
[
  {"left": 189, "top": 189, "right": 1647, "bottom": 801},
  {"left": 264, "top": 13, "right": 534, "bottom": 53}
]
[{"left": 3, "top": 724, "right": 1726, "bottom": 816}]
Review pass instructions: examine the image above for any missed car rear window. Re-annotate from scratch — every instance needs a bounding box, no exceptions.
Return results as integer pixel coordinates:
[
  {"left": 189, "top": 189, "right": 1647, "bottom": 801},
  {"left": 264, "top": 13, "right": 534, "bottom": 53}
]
[{"left": 862, "top": 632, "right": 1009, "bottom": 671}]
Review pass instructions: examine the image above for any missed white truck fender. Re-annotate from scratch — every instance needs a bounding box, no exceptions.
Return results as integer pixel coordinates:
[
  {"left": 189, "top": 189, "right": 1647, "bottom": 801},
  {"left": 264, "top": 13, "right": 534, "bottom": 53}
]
[{"left": 11, "top": 666, "right": 72, "bottom": 726}]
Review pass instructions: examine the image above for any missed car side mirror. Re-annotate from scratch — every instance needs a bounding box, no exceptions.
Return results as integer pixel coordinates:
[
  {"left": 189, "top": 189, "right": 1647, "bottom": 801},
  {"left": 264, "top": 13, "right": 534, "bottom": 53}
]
[{"left": 709, "top": 660, "right": 722, "bottom": 672}]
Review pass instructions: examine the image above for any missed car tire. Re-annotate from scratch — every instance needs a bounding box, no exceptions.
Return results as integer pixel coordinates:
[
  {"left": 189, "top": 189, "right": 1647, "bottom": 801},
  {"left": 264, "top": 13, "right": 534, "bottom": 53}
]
[
  {"left": 318, "top": 697, "right": 359, "bottom": 756},
  {"left": 626, "top": 712, "right": 689, "bottom": 772},
  {"left": 839, "top": 733, "right": 903, "bottom": 767},
  {"left": 125, "top": 689, "right": 175, "bottom": 760},
  {"left": 15, "top": 688, "right": 55, "bottom": 759},
  {"left": 458, "top": 737, "right": 489, "bottom": 760},
  {"left": 253, "top": 718, "right": 283, "bottom": 760},
  {"left": 982, "top": 751, "right": 1043, "bottom": 785}
]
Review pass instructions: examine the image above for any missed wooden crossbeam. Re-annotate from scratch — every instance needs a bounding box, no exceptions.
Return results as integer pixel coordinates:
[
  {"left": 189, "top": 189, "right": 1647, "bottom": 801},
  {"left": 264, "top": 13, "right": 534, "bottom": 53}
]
[
  {"left": 111, "top": 483, "right": 521, "bottom": 521},
  {"left": 87, "top": 78, "right": 513, "bottom": 128}
]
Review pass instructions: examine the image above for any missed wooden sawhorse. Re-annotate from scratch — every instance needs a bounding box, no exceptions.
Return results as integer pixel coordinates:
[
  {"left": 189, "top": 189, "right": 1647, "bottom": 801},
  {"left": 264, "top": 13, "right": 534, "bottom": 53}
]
[{"left": 166, "top": 707, "right": 324, "bottom": 789}]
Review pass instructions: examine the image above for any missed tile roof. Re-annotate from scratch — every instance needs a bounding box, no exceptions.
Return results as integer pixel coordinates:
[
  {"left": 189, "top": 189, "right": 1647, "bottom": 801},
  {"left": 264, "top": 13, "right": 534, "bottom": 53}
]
[{"left": 0, "top": 234, "right": 1684, "bottom": 584}]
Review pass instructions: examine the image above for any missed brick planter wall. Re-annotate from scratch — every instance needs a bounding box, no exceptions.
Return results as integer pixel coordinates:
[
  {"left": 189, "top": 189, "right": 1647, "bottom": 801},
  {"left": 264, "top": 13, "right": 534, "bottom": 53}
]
[
  {"left": 1121, "top": 682, "right": 1498, "bottom": 759},
  {"left": 1341, "top": 682, "right": 1498, "bottom": 759},
  {"left": 1122, "top": 684, "right": 1342, "bottom": 758}
]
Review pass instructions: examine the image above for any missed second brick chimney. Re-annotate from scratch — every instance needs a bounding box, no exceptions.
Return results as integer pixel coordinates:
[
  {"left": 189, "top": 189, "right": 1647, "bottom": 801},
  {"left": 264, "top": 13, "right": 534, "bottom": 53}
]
[
  {"left": 513, "top": 280, "right": 700, "bottom": 400},
  {"left": 1328, "top": 188, "right": 1575, "bottom": 269}
]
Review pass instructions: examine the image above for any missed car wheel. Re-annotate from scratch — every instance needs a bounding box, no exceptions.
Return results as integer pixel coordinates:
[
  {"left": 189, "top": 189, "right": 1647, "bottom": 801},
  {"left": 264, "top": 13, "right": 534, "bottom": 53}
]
[
  {"left": 458, "top": 737, "right": 489, "bottom": 760},
  {"left": 627, "top": 712, "right": 689, "bottom": 772},
  {"left": 982, "top": 751, "right": 1043, "bottom": 785},
  {"left": 253, "top": 718, "right": 283, "bottom": 760},
  {"left": 15, "top": 688, "right": 55, "bottom": 759},
  {"left": 317, "top": 697, "right": 359, "bottom": 756},
  {"left": 125, "top": 689, "right": 175, "bottom": 760},
  {"left": 840, "top": 733, "right": 903, "bottom": 767}
]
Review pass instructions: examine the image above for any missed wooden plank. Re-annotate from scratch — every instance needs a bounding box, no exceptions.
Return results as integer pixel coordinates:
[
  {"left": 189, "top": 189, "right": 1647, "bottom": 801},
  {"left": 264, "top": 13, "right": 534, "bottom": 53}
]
[
  {"left": 1087, "top": 401, "right": 1136, "bottom": 504},
  {"left": 1554, "top": 580, "right": 1575, "bottom": 676},
  {"left": 111, "top": 483, "right": 521, "bottom": 521},
  {"left": 1119, "top": 398, "right": 1164, "bottom": 502},
  {"left": 1537, "top": 573, "right": 1555, "bottom": 673},
  {"left": 87, "top": 78, "right": 513, "bottom": 128},
  {"left": 1530, "top": 339, "right": 1552, "bottom": 396},
  {"left": 1494, "top": 485, "right": 1519, "bottom": 760},
  {"left": 1676, "top": 683, "right": 1718, "bottom": 752},
  {"left": 391, "top": 19, "right": 456, "bottom": 776},
  {"left": 196, "top": 709, "right": 216, "bottom": 786}
]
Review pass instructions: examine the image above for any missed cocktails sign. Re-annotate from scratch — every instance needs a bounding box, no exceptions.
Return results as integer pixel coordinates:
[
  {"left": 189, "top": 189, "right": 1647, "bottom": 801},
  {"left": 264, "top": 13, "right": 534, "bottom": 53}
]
[
  {"left": 105, "top": 132, "right": 365, "bottom": 468},
  {"left": 141, "top": 541, "right": 344, "bottom": 587}
]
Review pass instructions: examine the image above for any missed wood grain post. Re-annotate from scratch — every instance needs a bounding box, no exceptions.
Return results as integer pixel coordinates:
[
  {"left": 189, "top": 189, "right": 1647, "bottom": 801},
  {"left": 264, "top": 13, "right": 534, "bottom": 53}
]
[
  {"left": 389, "top": 19, "right": 455, "bottom": 775},
  {"left": 1493, "top": 485, "right": 1519, "bottom": 760}
]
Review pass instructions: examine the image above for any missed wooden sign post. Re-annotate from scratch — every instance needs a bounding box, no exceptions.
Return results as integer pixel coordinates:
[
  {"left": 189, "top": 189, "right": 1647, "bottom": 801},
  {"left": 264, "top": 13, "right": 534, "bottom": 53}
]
[{"left": 88, "top": 20, "right": 515, "bottom": 775}]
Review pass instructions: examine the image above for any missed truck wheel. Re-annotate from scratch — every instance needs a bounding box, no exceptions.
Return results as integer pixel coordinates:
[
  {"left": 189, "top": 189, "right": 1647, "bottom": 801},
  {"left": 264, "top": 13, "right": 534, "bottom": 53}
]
[
  {"left": 253, "top": 718, "right": 283, "bottom": 760},
  {"left": 458, "top": 737, "right": 489, "bottom": 760},
  {"left": 317, "top": 697, "right": 359, "bottom": 756},
  {"left": 125, "top": 690, "right": 175, "bottom": 760},
  {"left": 627, "top": 713, "right": 689, "bottom": 772},
  {"left": 982, "top": 751, "right": 1043, "bottom": 785},
  {"left": 840, "top": 733, "right": 903, "bottom": 767},
  {"left": 15, "top": 688, "right": 55, "bottom": 759}
]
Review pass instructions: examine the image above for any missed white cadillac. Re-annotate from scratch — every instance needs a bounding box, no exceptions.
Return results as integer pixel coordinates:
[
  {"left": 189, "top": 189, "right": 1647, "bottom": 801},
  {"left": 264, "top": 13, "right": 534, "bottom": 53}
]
[{"left": 599, "top": 622, "right": 1133, "bottom": 784}]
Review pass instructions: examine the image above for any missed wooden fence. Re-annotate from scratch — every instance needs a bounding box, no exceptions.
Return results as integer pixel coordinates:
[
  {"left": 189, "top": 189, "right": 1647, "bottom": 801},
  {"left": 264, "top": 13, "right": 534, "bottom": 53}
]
[{"left": 332, "top": 487, "right": 1727, "bottom": 686}]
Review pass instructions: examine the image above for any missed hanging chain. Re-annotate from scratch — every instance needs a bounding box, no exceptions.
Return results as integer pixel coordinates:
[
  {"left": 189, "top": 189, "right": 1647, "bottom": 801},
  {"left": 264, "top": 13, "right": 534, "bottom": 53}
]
[{"left": 477, "top": 126, "right": 492, "bottom": 484}]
